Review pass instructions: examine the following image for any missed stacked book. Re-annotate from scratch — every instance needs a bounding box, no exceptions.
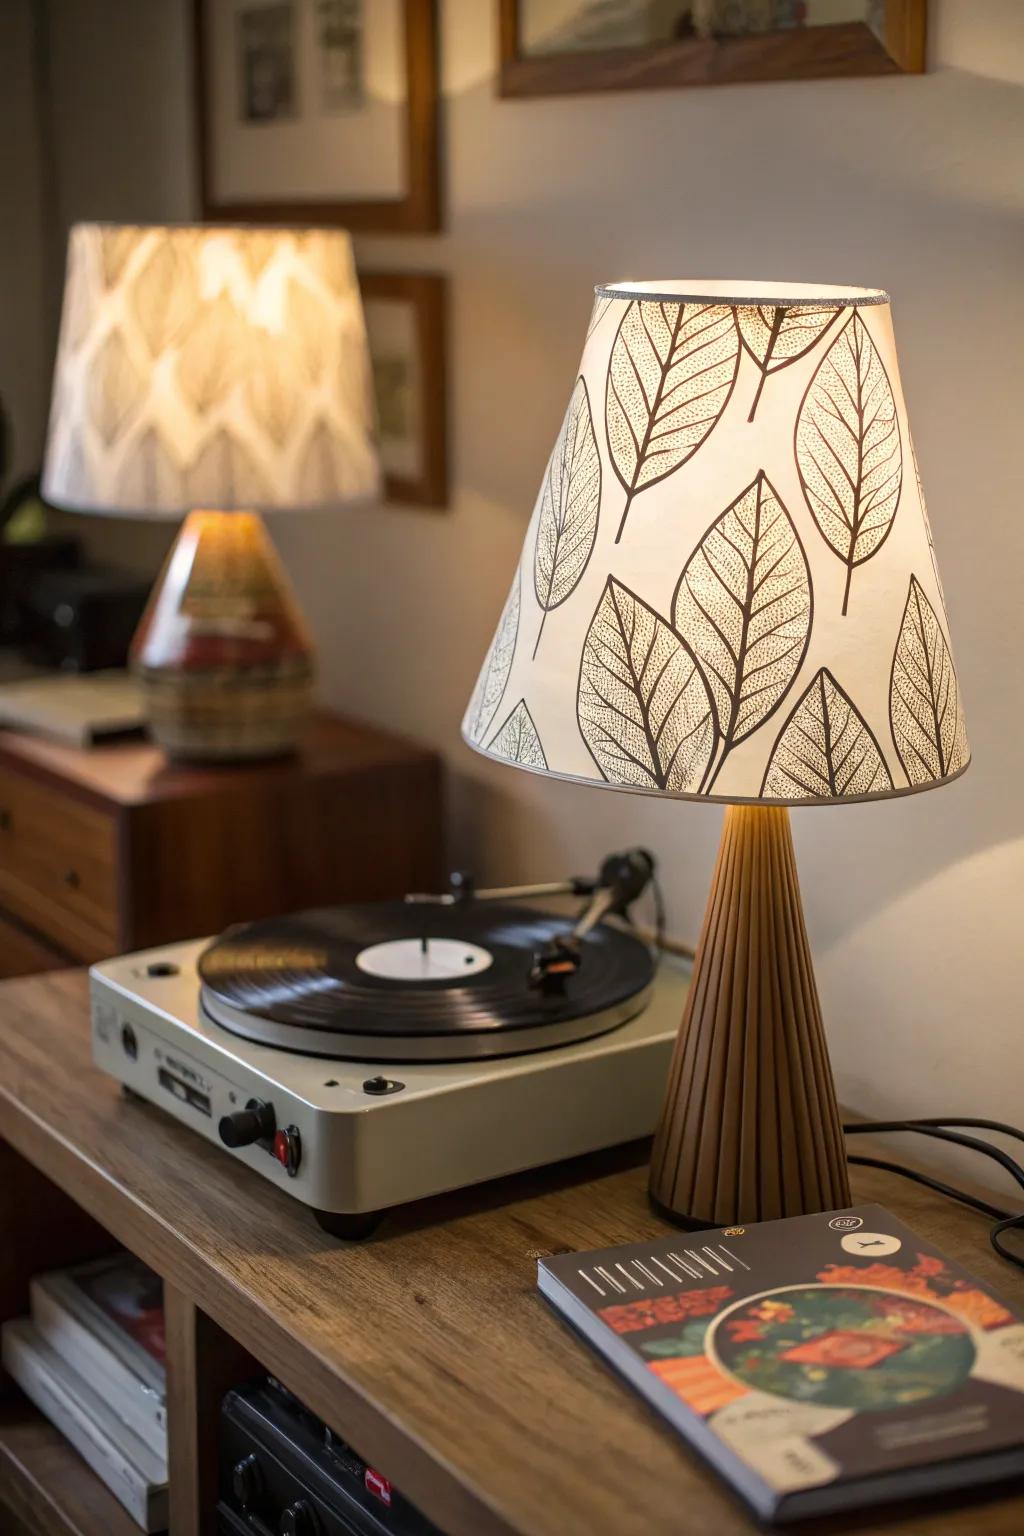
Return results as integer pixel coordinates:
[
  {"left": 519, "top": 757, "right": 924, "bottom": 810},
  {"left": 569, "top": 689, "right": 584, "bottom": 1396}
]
[{"left": 2, "top": 1251, "right": 168, "bottom": 1531}]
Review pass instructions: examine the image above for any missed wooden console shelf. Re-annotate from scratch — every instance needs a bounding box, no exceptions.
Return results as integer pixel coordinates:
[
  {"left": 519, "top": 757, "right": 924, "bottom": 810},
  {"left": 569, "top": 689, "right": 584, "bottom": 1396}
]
[
  {"left": 0, "top": 1398, "right": 142, "bottom": 1536},
  {"left": 1, "top": 969, "right": 1023, "bottom": 1535}
]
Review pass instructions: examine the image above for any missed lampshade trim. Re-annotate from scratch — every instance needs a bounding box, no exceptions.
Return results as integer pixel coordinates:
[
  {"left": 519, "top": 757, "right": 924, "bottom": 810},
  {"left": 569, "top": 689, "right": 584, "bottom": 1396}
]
[{"left": 596, "top": 281, "right": 889, "bottom": 307}]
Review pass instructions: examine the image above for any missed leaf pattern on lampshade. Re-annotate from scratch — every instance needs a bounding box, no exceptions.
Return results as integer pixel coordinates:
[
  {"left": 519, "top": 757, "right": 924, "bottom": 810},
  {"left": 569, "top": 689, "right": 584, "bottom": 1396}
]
[
  {"left": 118, "top": 428, "right": 184, "bottom": 510},
  {"left": 533, "top": 377, "right": 601, "bottom": 658},
  {"left": 762, "top": 669, "right": 893, "bottom": 800},
  {"left": 287, "top": 280, "right": 329, "bottom": 385},
  {"left": 672, "top": 470, "right": 811, "bottom": 793},
  {"left": 460, "top": 283, "right": 968, "bottom": 805},
  {"left": 460, "top": 282, "right": 976, "bottom": 804},
  {"left": 578, "top": 577, "right": 717, "bottom": 793},
  {"left": 606, "top": 301, "right": 740, "bottom": 542},
  {"left": 186, "top": 428, "right": 269, "bottom": 509},
  {"left": 88, "top": 329, "right": 144, "bottom": 445},
  {"left": 176, "top": 296, "right": 246, "bottom": 417},
  {"left": 131, "top": 235, "right": 200, "bottom": 357},
  {"left": 796, "top": 310, "right": 903, "bottom": 616},
  {"left": 737, "top": 304, "right": 843, "bottom": 422},
  {"left": 42, "top": 224, "right": 379, "bottom": 515},
  {"left": 487, "top": 700, "right": 547, "bottom": 769},
  {"left": 464, "top": 569, "right": 520, "bottom": 746},
  {"left": 889, "top": 575, "right": 969, "bottom": 785},
  {"left": 99, "top": 226, "right": 139, "bottom": 287}
]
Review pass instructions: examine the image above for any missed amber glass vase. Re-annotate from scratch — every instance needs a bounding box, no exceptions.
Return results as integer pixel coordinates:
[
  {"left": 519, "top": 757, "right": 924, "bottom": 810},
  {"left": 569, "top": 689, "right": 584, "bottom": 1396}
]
[{"left": 131, "top": 510, "right": 315, "bottom": 761}]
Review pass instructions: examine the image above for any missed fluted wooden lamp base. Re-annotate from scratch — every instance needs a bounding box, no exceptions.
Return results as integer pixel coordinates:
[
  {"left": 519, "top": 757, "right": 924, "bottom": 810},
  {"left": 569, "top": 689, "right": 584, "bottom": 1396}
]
[{"left": 649, "top": 805, "right": 851, "bottom": 1228}]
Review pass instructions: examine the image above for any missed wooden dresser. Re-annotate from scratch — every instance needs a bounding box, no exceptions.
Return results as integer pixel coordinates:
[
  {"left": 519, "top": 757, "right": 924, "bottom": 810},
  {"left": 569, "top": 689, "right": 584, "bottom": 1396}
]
[{"left": 0, "top": 713, "right": 443, "bottom": 977}]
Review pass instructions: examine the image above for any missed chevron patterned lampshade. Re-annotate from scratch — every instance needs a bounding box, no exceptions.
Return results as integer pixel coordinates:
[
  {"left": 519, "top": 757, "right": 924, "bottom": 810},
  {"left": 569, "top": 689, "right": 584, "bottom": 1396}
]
[
  {"left": 43, "top": 222, "right": 380, "bottom": 515},
  {"left": 463, "top": 280, "right": 971, "bottom": 1230}
]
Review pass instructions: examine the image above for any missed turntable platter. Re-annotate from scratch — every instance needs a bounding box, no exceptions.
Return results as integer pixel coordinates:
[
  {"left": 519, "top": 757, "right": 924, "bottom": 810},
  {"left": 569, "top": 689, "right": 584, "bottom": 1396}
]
[{"left": 197, "top": 902, "right": 655, "bottom": 1062}]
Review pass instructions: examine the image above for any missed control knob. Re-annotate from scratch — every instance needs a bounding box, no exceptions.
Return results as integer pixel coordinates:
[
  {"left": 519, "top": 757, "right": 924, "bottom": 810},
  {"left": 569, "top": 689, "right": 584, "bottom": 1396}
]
[
  {"left": 280, "top": 1499, "right": 321, "bottom": 1536},
  {"left": 231, "top": 1452, "right": 263, "bottom": 1510},
  {"left": 218, "top": 1098, "right": 275, "bottom": 1148}
]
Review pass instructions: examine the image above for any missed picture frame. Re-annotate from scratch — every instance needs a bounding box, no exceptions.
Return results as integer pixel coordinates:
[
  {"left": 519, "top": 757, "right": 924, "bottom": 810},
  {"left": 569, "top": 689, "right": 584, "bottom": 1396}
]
[
  {"left": 360, "top": 272, "right": 448, "bottom": 509},
  {"left": 193, "top": 0, "right": 440, "bottom": 232},
  {"left": 498, "top": 0, "right": 926, "bottom": 97}
]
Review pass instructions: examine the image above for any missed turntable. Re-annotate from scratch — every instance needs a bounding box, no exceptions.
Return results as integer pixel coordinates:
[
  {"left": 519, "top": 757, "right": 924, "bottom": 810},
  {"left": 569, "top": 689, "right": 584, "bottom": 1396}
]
[{"left": 90, "top": 851, "right": 690, "bottom": 1237}]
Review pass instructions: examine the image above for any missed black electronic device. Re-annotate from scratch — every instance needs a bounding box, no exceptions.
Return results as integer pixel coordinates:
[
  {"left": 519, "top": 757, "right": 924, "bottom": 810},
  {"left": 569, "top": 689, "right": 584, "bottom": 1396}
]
[
  {"left": 217, "top": 1378, "right": 441, "bottom": 1536},
  {"left": 20, "top": 564, "right": 150, "bottom": 671}
]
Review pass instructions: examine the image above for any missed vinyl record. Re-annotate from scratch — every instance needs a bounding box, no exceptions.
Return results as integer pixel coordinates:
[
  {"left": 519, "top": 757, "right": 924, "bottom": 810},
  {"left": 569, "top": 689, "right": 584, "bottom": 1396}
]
[{"left": 198, "top": 902, "right": 655, "bottom": 1061}]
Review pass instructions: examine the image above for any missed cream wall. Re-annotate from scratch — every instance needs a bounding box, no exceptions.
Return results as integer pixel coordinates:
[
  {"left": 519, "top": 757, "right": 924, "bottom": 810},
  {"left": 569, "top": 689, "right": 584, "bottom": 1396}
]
[{"left": 36, "top": 1, "right": 1024, "bottom": 1189}]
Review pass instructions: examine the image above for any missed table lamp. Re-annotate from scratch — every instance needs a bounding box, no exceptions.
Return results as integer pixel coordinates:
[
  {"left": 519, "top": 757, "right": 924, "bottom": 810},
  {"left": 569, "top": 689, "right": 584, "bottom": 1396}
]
[
  {"left": 463, "top": 280, "right": 969, "bottom": 1227},
  {"left": 42, "top": 223, "right": 379, "bottom": 760}
]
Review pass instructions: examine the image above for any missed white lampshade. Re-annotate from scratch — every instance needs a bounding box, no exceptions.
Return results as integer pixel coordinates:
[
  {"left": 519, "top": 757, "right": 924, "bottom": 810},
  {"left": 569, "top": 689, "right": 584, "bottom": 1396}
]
[
  {"left": 464, "top": 281, "right": 969, "bottom": 804},
  {"left": 42, "top": 222, "right": 380, "bottom": 517}
]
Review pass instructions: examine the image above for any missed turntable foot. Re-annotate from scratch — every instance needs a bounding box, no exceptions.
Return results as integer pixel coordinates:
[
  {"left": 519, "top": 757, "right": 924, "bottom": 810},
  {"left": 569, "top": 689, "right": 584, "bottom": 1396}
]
[{"left": 313, "top": 1208, "right": 383, "bottom": 1241}]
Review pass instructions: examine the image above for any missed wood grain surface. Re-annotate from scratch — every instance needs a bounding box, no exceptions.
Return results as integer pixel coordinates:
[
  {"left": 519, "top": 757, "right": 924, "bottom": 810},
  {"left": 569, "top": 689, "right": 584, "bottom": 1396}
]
[
  {"left": 0, "top": 969, "right": 1021, "bottom": 1536},
  {"left": 650, "top": 805, "right": 851, "bottom": 1224},
  {"left": 0, "top": 1399, "right": 141, "bottom": 1536}
]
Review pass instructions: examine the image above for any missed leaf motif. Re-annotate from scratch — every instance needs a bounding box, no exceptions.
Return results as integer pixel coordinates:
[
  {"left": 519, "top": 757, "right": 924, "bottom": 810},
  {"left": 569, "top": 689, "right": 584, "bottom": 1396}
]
[
  {"left": 577, "top": 577, "right": 716, "bottom": 794},
  {"left": 88, "top": 328, "right": 144, "bottom": 445},
  {"left": 295, "top": 415, "right": 378, "bottom": 503},
  {"left": 910, "top": 435, "right": 947, "bottom": 609},
  {"left": 487, "top": 700, "right": 547, "bottom": 769},
  {"left": 240, "top": 231, "right": 285, "bottom": 282},
  {"left": 186, "top": 428, "right": 270, "bottom": 508},
  {"left": 605, "top": 301, "right": 739, "bottom": 542},
  {"left": 303, "top": 231, "right": 356, "bottom": 299},
  {"left": 131, "top": 235, "right": 199, "bottom": 356},
  {"left": 533, "top": 377, "right": 601, "bottom": 658},
  {"left": 586, "top": 295, "right": 612, "bottom": 340},
  {"left": 889, "top": 575, "right": 969, "bottom": 785},
  {"left": 795, "top": 310, "right": 903, "bottom": 615},
  {"left": 463, "top": 570, "right": 520, "bottom": 745},
  {"left": 118, "top": 427, "right": 184, "bottom": 509},
  {"left": 286, "top": 279, "right": 329, "bottom": 385},
  {"left": 247, "top": 330, "right": 301, "bottom": 447},
  {"left": 176, "top": 296, "right": 246, "bottom": 415},
  {"left": 737, "top": 304, "right": 842, "bottom": 421},
  {"left": 99, "top": 226, "right": 139, "bottom": 287},
  {"left": 672, "top": 470, "right": 811, "bottom": 791},
  {"left": 761, "top": 669, "right": 893, "bottom": 801}
]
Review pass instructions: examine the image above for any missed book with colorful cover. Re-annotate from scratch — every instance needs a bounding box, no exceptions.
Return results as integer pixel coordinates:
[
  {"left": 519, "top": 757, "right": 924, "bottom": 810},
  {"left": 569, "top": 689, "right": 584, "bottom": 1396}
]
[{"left": 538, "top": 1205, "right": 1024, "bottom": 1523}]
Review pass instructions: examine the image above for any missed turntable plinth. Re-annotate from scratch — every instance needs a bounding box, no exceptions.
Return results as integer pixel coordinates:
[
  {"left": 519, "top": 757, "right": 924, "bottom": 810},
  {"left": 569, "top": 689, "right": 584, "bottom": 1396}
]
[{"left": 0, "top": 969, "right": 1021, "bottom": 1536}]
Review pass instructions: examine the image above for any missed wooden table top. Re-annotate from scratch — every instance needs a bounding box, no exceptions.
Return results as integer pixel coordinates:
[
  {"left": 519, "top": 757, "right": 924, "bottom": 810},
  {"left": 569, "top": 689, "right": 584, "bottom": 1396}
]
[
  {"left": 0, "top": 711, "right": 435, "bottom": 809},
  {"left": 0, "top": 968, "right": 1021, "bottom": 1536}
]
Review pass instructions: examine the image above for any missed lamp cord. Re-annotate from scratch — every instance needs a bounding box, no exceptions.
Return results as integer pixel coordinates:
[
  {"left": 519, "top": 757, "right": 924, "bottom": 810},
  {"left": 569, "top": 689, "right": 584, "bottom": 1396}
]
[{"left": 844, "top": 1118, "right": 1024, "bottom": 1271}]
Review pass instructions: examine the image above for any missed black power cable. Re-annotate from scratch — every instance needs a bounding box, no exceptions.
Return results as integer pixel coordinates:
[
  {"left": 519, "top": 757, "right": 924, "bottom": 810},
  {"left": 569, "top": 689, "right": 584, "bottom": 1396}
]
[{"left": 844, "top": 1118, "right": 1024, "bottom": 1271}]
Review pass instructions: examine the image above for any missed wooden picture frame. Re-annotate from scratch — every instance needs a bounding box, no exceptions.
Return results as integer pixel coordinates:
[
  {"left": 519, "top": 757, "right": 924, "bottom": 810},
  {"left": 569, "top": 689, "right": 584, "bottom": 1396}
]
[
  {"left": 194, "top": 0, "right": 440, "bottom": 233},
  {"left": 498, "top": 0, "right": 926, "bottom": 97},
  {"left": 360, "top": 272, "right": 448, "bottom": 509}
]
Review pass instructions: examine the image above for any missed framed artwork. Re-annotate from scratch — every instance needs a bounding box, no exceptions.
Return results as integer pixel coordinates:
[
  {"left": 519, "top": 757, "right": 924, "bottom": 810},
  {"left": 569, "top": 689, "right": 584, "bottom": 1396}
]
[
  {"left": 498, "top": 0, "right": 926, "bottom": 96},
  {"left": 360, "top": 272, "right": 448, "bottom": 508},
  {"left": 193, "top": 0, "right": 440, "bottom": 232}
]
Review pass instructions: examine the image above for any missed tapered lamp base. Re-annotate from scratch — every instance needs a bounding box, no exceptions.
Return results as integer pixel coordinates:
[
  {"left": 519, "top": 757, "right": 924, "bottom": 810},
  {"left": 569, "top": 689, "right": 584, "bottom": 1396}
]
[
  {"left": 131, "top": 510, "right": 315, "bottom": 763},
  {"left": 649, "top": 805, "right": 851, "bottom": 1227}
]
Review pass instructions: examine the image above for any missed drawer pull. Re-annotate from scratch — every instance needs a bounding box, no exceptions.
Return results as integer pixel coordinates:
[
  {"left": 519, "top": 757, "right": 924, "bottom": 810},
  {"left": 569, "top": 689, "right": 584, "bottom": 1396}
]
[
  {"left": 63, "top": 868, "right": 81, "bottom": 890},
  {"left": 0, "top": 809, "right": 11, "bottom": 832}
]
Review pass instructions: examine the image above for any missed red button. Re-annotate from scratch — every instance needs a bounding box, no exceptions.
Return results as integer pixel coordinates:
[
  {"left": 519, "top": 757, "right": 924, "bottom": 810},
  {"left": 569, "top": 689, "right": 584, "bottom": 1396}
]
[
  {"left": 273, "top": 1130, "right": 290, "bottom": 1166},
  {"left": 364, "top": 1468, "right": 392, "bottom": 1506}
]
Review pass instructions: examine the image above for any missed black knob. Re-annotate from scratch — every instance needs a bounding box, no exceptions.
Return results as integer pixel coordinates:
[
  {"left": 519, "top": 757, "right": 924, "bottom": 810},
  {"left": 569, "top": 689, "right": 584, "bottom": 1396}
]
[
  {"left": 231, "top": 1452, "right": 263, "bottom": 1510},
  {"left": 120, "top": 1023, "right": 138, "bottom": 1060},
  {"left": 219, "top": 1098, "right": 275, "bottom": 1148},
  {"left": 280, "top": 1499, "right": 321, "bottom": 1536}
]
